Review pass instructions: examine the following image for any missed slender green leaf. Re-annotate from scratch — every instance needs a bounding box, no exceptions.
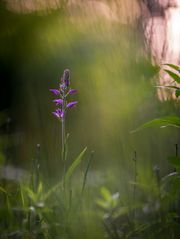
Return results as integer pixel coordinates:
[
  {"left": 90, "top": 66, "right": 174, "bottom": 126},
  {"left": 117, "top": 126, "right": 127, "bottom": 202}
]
[
  {"left": 164, "top": 63, "right": 180, "bottom": 71},
  {"left": 20, "top": 186, "right": 25, "bottom": 207},
  {"left": 156, "top": 85, "right": 180, "bottom": 90},
  {"left": 162, "top": 172, "right": 179, "bottom": 181},
  {"left": 81, "top": 150, "right": 94, "bottom": 194},
  {"left": 22, "top": 187, "right": 37, "bottom": 202},
  {"left": 164, "top": 69, "right": 180, "bottom": 83},
  {"left": 64, "top": 147, "right": 87, "bottom": 183},
  {"left": 132, "top": 116, "right": 180, "bottom": 133},
  {"left": 168, "top": 156, "right": 180, "bottom": 170},
  {"left": 37, "top": 181, "right": 43, "bottom": 195},
  {"left": 0, "top": 186, "right": 7, "bottom": 194}
]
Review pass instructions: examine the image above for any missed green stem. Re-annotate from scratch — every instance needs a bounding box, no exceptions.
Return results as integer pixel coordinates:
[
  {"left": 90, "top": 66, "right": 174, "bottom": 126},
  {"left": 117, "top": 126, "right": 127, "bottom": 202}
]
[
  {"left": 61, "top": 96, "right": 66, "bottom": 189},
  {"left": 62, "top": 117, "right": 65, "bottom": 159}
]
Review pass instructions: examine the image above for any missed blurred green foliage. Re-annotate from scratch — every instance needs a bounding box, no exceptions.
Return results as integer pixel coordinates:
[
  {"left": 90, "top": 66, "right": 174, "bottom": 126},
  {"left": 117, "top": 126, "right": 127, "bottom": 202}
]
[{"left": 0, "top": 1, "right": 180, "bottom": 238}]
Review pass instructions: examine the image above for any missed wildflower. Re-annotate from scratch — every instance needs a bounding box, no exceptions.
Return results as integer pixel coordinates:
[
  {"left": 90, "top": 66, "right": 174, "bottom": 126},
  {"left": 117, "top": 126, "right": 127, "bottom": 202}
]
[{"left": 50, "top": 69, "right": 78, "bottom": 120}]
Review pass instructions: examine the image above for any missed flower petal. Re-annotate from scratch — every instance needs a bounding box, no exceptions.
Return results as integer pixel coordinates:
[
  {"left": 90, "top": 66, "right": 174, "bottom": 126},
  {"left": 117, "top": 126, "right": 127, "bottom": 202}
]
[
  {"left": 53, "top": 99, "right": 63, "bottom": 105},
  {"left": 60, "top": 111, "right": 65, "bottom": 118},
  {"left": 67, "top": 101, "right": 78, "bottom": 108},
  {"left": 52, "top": 108, "right": 64, "bottom": 119},
  {"left": 52, "top": 112, "right": 60, "bottom": 118},
  {"left": 68, "top": 89, "right": 77, "bottom": 95},
  {"left": 56, "top": 108, "right": 62, "bottom": 114},
  {"left": 49, "top": 89, "right": 60, "bottom": 95}
]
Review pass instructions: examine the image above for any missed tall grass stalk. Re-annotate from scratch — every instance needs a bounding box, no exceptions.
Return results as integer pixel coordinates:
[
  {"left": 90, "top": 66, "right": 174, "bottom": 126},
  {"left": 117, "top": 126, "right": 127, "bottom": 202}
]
[{"left": 81, "top": 150, "right": 94, "bottom": 195}]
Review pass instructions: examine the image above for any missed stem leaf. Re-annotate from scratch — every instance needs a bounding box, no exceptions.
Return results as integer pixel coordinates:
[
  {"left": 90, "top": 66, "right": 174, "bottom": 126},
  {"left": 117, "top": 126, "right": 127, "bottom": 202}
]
[
  {"left": 132, "top": 116, "right": 180, "bottom": 133},
  {"left": 164, "top": 63, "right": 180, "bottom": 71},
  {"left": 65, "top": 147, "right": 87, "bottom": 183},
  {"left": 164, "top": 69, "right": 180, "bottom": 83}
]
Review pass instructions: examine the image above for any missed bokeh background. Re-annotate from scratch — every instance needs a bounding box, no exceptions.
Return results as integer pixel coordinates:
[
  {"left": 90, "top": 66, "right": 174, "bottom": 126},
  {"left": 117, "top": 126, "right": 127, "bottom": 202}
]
[{"left": 0, "top": 0, "right": 180, "bottom": 192}]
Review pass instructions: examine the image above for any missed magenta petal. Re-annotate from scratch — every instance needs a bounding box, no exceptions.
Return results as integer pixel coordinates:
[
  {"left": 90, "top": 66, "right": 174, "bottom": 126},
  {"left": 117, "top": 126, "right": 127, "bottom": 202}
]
[
  {"left": 67, "top": 101, "right": 78, "bottom": 108},
  {"left": 52, "top": 112, "right": 60, "bottom": 118},
  {"left": 68, "top": 89, "right": 77, "bottom": 95},
  {"left": 61, "top": 111, "right": 65, "bottom": 118},
  {"left": 53, "top": 99, "right": 63, "bottom": 105},
  {"left": 49, "top": 89, "right": 60, "bottom": 95},
  {"left": 56, "top": 109, "right": 62, "bottom": 114},
  {"left": 52, "top": 109, "right": 64, "bottom": 119}
]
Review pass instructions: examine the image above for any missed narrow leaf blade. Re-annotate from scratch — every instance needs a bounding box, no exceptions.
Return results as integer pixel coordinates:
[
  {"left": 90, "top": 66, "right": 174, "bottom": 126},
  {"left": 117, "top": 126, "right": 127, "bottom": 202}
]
[
  {"left": 164, "top": 69, "right": 180, "bottom": 83},
  {"left": 164, "top": 63, "right": 180, "bottom": 71},
  {"left": 65, "top": 147, "right": 87, "bottom": 183},
  {"left": 132, "top": 116, "right": 180, "bottom": 133}
]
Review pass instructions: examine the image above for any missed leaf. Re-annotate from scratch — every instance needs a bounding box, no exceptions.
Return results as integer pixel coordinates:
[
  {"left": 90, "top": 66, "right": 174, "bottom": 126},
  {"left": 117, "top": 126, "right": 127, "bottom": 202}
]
[
  {"left": 96, "top": 199, "right": 109, "bottom": 209},
  {"left": 156, "top": 85, "right": 180, "bottom": 90},
  {"left": 168, "top": 156, "right": 180, "bottom": 170},
  {"left": 64, "top": 147, "right": 87, "bottom": 183},
  {"left": 22, "top": 187, "right": 37, "bottom": 202},
  {"left": 175, "top": 90, "right": 180, "bottom": 98},
  {"left": 164, "top": 69, "right": 180, "bottom": 83},
  {"left": 20, "top": 186, "right": 25, "bottom": 207},
  {"left": 37, "top": 181, "right": 43, "bottom": 195},
  {"left": 100, "top": 187, "right": 111, "bottom": 201},
  {"left": 0, "top": 186, "right": 7, "bottom": 194},
  {"left": 162, "top": 172, "right": 179, "bottom": 181},
  {"left": 81, "top": 150, "right": 94, "bottom": 194},
  {"left": 132, "top": 116, "right": 180, "bottom": 133},
  {"left": 164, "top": 63, "right": 180, "bottom": 71}
]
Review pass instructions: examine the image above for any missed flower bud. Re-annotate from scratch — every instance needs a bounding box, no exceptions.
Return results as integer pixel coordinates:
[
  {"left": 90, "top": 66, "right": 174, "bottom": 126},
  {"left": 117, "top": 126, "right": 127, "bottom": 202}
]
[{"left": 62, "top": 69, "right": 70, "bottom": 87}]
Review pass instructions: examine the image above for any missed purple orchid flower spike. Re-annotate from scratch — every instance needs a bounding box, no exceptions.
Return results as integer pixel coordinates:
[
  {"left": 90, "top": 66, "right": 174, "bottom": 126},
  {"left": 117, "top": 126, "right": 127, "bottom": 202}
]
[
  {"left": 50, "top": 69, "right": 78, "bottom": 156},
  {"left": 53, "top": 99, "right": 63, "bottom": 105},
  {"left": 67, "top": 101, "right": 78, "bottom": 108},
  {"left": 49, "top": 89, "right": 60, "bottom": 95}
]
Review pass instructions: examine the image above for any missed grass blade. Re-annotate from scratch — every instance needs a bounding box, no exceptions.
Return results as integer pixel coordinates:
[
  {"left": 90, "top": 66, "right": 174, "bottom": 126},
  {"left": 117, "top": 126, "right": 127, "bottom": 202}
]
[
  {"left": 65, "top": 147, "right": 87, "bottom": 184},
  {"left": 164, "top": 63, "right": 180, "bottom": 71},
  {"left": 81, "top": 150, "right": 94, "bottom": 194},
  {"left": 132, "top": 116, "right": 180, "bottom": 133},
  {"left": 164, "top": 69, "right": 180, "bottom": 83}
]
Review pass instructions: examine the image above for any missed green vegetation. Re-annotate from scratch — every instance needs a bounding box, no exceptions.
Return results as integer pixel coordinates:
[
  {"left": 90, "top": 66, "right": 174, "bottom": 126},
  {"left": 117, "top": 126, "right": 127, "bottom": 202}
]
[{"left": 0, "top": 2, "right": 180, "bottom": 239}]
